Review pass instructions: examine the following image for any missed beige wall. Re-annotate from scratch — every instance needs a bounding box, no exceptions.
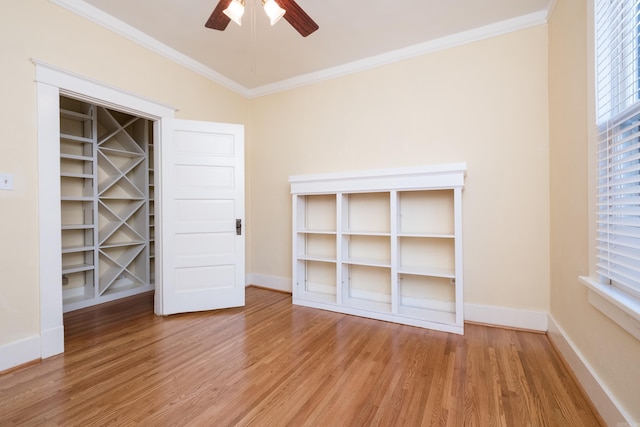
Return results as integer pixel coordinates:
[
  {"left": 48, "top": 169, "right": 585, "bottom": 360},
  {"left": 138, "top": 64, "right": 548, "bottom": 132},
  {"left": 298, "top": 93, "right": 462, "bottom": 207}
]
[
  {"left": 548, "top": 0, "right": 640, "bottom": 422},
  {"left": 6, "top": 0, "right": 635, "bottom": 422},
  {"left": 3, "top": 0, "right": 637, "bottom": 421},
  {"left": 0, "top": 0, "right": 249, "bottom": 347},
  {"left": 250, "top": 26, "right": 550, "bottom": 312}
]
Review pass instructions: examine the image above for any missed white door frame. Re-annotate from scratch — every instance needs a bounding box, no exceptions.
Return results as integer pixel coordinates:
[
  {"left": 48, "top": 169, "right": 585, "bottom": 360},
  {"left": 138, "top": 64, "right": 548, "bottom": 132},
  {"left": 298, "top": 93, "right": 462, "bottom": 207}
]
[{"left": 34, "top": 60, "right": 175, "bottom": 358}]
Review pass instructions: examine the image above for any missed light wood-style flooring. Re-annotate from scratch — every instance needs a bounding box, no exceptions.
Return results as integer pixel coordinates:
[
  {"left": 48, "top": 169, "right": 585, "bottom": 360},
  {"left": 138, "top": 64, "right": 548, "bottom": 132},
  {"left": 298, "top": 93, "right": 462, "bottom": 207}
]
[{"left": 1, "top": 287, "right": 602, "bottom": 426}]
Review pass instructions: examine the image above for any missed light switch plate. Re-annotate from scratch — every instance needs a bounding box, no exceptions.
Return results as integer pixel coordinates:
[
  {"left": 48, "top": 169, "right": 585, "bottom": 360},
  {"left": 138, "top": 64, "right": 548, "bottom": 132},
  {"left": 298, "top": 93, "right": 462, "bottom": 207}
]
[{"left": 0, "top": 173, "right": 14, "bottom": 190}]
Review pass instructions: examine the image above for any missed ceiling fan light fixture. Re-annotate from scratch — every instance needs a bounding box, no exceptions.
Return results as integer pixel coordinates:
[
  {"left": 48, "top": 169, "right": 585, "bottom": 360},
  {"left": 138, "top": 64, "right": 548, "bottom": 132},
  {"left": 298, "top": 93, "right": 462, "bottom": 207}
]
[
  {"left": 262, "top": 0, "right": 286, "bottom": 25},
  {"left": 205, "top": 0, "right": 318, "bottom": 37},
  {"left": 223, "top": 0, "right": 245, "bottom": 26}
]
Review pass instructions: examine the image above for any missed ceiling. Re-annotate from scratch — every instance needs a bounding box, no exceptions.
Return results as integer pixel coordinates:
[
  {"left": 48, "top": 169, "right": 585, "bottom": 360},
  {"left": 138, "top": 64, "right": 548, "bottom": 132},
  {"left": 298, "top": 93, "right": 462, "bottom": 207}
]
[{"left": 76, "top": 0, "right": 552, "bottom": 94}]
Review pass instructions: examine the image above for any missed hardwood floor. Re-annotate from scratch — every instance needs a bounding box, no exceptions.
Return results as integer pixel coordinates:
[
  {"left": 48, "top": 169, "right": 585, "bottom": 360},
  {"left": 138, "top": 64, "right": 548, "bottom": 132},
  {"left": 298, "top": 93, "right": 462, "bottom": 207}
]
[{"left": 1, "top": 287, "right": 601, "bottom": 426}]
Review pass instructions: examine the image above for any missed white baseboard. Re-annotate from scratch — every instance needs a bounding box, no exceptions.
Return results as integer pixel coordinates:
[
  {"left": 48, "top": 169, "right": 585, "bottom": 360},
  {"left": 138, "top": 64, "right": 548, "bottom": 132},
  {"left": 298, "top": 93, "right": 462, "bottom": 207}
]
[
  {"left": 0, "top": 335, "right": 41, "bottom": 372},
  {"left": 547, "top": 314, "right": 634, "bottom": 427},
  {"left": 464, "top": 303, "right": 548, "bottom": 331},
  {"left": 246, "top": 273, "right": 291, "bottom": 293},
  {"left": 40, "top": 325, "right": 65, "bottom": 358},
  {"left": 246, "top": 274, "right": 548, "bottom": 331}
]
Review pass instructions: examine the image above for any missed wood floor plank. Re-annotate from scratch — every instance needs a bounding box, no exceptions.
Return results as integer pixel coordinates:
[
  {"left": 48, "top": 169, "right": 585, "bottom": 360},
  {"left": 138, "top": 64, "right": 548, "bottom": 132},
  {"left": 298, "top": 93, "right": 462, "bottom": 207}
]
[{"left": 0, "top": 287, "right": 602, "bottom": 426}]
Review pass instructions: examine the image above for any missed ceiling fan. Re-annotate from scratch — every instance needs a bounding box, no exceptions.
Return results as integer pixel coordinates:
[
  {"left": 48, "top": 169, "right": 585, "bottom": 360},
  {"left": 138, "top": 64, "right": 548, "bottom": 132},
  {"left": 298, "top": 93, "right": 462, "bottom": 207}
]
[{"left": 205, "top": 0, "right": 319, "bottom": 37}]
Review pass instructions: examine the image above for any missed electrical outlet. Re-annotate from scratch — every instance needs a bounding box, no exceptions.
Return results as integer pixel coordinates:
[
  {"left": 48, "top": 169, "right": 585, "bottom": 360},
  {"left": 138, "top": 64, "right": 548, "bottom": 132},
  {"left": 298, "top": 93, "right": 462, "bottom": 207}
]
[{"left": 0, "top": 173, "right": 13, "bottom": 191}]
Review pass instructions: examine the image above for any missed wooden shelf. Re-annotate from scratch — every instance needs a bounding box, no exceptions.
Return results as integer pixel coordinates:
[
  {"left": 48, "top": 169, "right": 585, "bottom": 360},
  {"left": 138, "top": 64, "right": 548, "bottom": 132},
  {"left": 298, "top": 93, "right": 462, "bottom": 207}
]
[
  {"left": 61, "top": 224, "right": 95, "bottom": 230},
  {"left": 62, "top": 264, "right": 95, "bottom": 274},
  {"left": 61, "top": 172, "right": 94, "bottom": 179},
  {"left": 60, "top": 133, "right": 94, "bottom": 144},
  {"left": 62, "top": 245, "right": 95, "bottom": 254},
  {"left": 398, "top": 265, "right": 455, "bottom": 278},
  {"left": 60, "top": 154, "right": 93, "bottom": 164},
  {"left": 343, "top": 257, "right": 391, "bottom": 268},
  {"left": 60, "top": 108, "right": 93, "bottom": 121},
  {"left": 61, "top": 196, "right": 93, "bottom": 202}
]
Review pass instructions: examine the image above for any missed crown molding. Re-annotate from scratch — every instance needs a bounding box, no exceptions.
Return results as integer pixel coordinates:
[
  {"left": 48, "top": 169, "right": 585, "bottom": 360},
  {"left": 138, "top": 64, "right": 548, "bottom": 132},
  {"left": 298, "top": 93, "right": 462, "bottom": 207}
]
[
  {"left": 50, "top": 0, "right": 550, "bottom": 100},
  {"left": 248, "top": 10, "right": 549, "bottom": 98},
  {"left": 49, "top": 0, "right": 250, "bottom": 97},
  {"left": 546, "top": 0, "right": 559, "bottom": 19}
]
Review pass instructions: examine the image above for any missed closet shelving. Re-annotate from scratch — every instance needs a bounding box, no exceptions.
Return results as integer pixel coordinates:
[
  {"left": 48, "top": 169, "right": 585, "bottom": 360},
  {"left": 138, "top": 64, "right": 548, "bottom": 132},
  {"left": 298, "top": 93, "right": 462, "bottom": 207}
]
[
  {"left": 147, "top": 132, "right": 155, "bottom": 286},
  {"left": 59, "top": 97, "right": 153, "bottom": 312},
  {"left": 60, "top": 101, "right": 97, "bottom": 305},
  {"left": 290, "top": 164, "right": 466, "bottom": 334}
]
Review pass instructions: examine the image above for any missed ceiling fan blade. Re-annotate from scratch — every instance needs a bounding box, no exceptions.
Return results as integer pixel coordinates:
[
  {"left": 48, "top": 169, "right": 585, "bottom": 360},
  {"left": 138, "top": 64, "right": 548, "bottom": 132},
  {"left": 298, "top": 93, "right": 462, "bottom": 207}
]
[
  {"left": 205, "top": 0, "right": 233, "bottom": 31},
  {"left": 277, "top": 0, "right": 319, "bottom": 37}
]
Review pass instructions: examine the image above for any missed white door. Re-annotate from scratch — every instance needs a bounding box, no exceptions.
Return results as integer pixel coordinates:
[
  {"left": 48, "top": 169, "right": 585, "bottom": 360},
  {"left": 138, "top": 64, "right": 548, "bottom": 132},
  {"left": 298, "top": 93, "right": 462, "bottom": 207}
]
[{"left": 157, "top": 118, "right": 245, "bottom": 315}]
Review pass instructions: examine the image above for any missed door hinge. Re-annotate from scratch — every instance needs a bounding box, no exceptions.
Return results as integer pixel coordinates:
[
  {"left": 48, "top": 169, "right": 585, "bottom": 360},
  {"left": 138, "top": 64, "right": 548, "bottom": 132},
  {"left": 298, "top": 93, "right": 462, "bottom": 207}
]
[{"left": 236, "top": 219, "right": 242, "bottom": 235}]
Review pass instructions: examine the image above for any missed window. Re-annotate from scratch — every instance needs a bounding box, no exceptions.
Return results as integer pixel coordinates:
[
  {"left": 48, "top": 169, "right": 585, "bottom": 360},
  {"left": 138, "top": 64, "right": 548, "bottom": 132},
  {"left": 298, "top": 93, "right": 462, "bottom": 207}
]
[{"left": 583, "top": 0, "right": 640, "bottom": 339}]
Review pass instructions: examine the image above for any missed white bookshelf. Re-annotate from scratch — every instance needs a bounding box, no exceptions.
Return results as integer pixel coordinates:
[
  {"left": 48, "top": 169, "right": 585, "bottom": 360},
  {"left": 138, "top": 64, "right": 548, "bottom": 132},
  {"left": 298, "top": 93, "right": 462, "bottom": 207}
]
[{"left": 290, "top": 163, "right": 466, "bottom": 334}]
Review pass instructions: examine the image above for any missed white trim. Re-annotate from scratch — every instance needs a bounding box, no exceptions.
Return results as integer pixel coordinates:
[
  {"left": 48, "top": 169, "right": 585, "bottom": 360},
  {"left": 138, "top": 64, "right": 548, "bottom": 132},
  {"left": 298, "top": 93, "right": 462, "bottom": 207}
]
[
  {"left": 289, "top": 162, "right": 467, "bottom": 195},
  {"left": 246, "top": 273, "right": 292, "bottom": 293},
  {"left": 32, "top": 59, "right": 176, "bottom": 119},
  {"left": 48, "top": 0, "right": 249, "bottom": 97},
  {"left": 36, "top": 81, "right": 65, "bottom": 358},
  {"left": 248, "top": 11, "right": 549, "bottom": 98},
  {"left": 289, "top": 162, "right": 467, "bottom": 184},
  {"left": 580, "top": 276, "right": 640, "bottom": 341},
  {"left": 547, "top": 314, "right": 634, "bottom": 427},
  {"left": 48, "top": 0, "right": 549, "bottom": 98},
  {"left": 0, "top": 336, "right": 41, "bottom": 372},
  {"left": 247, "top": 273, "right": 548, "bottom": 332},
  {"left": 464, "top": 303, "right": 548, "bottom": 331}
]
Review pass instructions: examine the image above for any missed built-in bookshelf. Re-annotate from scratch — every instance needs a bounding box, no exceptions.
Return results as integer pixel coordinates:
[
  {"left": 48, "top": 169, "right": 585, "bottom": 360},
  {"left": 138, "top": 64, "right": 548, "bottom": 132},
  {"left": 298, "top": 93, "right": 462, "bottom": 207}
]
[{"left": 290, "top": 164, "right": 466, "bottom": 334}]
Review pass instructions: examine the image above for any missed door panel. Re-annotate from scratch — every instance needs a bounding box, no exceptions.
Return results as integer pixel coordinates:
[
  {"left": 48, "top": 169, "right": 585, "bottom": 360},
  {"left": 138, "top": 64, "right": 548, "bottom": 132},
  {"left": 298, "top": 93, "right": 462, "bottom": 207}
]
[{"left": 158, "top": 119, "right": 244, "bottom": 315}]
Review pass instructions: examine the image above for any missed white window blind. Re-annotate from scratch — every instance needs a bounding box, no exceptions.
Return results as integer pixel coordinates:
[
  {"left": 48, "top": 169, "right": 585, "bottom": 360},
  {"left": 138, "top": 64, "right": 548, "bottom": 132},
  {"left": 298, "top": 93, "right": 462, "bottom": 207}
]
[{"left": 596, "top": 0, "right": 640, "bottom": 300}]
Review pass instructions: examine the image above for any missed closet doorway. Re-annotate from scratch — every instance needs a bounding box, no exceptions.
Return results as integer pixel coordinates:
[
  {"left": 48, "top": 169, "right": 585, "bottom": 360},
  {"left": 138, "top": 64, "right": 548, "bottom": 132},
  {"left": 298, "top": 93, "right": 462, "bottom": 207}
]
[
  {"left": 59, "top": 96, "right": 155, "bottom": 312},
  {"left": 35, "top": 61, "right": 245, "bottom": 359}
]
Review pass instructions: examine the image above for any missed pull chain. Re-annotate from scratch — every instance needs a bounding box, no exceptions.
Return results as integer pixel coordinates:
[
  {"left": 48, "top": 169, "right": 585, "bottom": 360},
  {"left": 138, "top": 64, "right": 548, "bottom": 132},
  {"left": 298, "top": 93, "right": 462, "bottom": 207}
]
[{"left": 250, "top": 0, "right": 257, "bottom": 75}]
